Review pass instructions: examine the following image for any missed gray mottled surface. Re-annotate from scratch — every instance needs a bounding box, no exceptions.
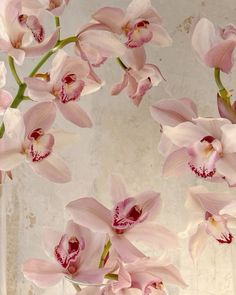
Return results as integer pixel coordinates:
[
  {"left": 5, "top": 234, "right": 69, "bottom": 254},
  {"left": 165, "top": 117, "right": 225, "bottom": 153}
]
[{"left": 1, "top": 0, "right": 236, "bottom": 294}]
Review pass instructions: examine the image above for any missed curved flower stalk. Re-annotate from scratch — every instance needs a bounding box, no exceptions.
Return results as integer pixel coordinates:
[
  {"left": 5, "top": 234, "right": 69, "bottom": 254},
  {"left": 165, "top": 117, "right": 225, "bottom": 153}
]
[
  {"left": 150, "top": 97, "right": 198, "bottom": 157},
  {"left": 0, "top": 0, "right": 59, "bottom": 65},
  {"left": 111, "top": 54, "right": 164, "bottom": 106},
  {"left": 22, "top": 220, "right": 109, "bottom": 287},
  {"left": 25, "top": 50, "right": 101, "bottom": 127},
  {"left": 161, "top": 117, "right": 236, "bottom": 186},
  {"left": 92, "top": 0, "right": 172, "bottom": 50},
  {"left": 66, "top": 175, "right": 178, "bottom": 262},
  {"left": 192, "top": 17, "right": 236, "bottom": 74},
  {"left": 185, "top": 186, "right": 236, "bottom": 260},
  {"left": 0, "top": 102, "right": 79, "bottom": 182}
]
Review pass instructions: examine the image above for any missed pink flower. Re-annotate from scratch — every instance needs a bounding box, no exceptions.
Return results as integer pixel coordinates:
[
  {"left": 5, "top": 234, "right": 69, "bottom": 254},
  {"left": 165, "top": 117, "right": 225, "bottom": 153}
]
[
  {"left": 0, "top": 102, "right": 76, "bottom": 182},
  {"left": 92, "top": 0, "right": 172, "bottom": 49},
  {"left": 22, "top": 220, "right": 108, "bottom": 287},
  {"left": 25, "top": 50, "right": 101, "bottom": 127},
  {"left": 111, "top": 54, "right": 163, "bottom": 106},
  {"left": 185, "top": 186, "right": 236, "bottom": 260},
  {"left": 150, "top": 97, "right": 198, "bottom": 157},
  {"left": 75, "top": 23, "right": 126, "bottom": 67},
  {"left": 162, "top": 117, "right": 236, "bottom": 186},
  {"left": 66, "top": 175, "right": 178, "bottom": 262},
  {"left": 0, "top": 61, "right": 13, "bottom": 114},
  {"left": 0, "top": 0, "right": 59, "bottom": 65},
  {"left": 192, "top": 18, "right": 236, "bottom": 73},
  {"left": 42, "top": 0, "right": 70, "bottom": 16},
  {"left": 103, "top": 258, "right": 187, "bottom": 295}
]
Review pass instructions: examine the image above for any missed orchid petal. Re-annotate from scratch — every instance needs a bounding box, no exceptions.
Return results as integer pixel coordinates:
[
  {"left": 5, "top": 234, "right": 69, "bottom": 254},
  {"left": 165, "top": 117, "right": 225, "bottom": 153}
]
[
  {"left": 111, "top": 235, "right": 145, "bottom": 263},
  {"left": 205, "top": 39, "right": 236, "bottom": 73},
  {"left": 193, "top": 117, "right": 230, "bottom": 139},
  {"left": 0, "top": 141, "right": 24, "bottom": 170},
  {"left": 150, "top": 98, "right": 197, "bottom": 126},
  {"left": 149, "top": 24, "right": 172, "bottom": 47},
  {"left": 221, "top": 124, "right": 236, "bottom": 153},
  {"left": 163, "top": 122, "right": 208, "bottom": 147},
  {"left": 0, "top": 90, "right": 13, "bottom": 115},
  {"left": 24, "top": 102, "right": 56, "bottom": 135},
  {"left": 92, "top": 7, "right": 125, "bottom": 34},
  {"left": 110, "top": 174, "right": 128, "bottom": 203},
  {"left": 66, "top": 197, "right": 112, "bottom": 233},
  {"left": 216, "top": 154, "right": 236, "bottom": 185},
  {"left": 125, "top": 0, "right": 151, "bottom": 22},
  {"left": 163, "top": 148, "right": 189, "bottom": 177},
  {"left": 189, "top": 223, "right": 208, "bottom": 260},
  {"left": 29, "top": 153, "right": 71, "bottom": 183},
  {"left": 3, "top": 108, "right": 25, "bottom": 143},
  {"left": 111, "top": 73, "right": 129, "bottom": 96},
  {"left": 125, "top": 223, "right": 179, "bottom": 249},
  {"left": 23, "top": 29, "right": 59, "bottom": 57},
  {"left": 22, "top": 259, "right": 64, "bottom": 288},
  {"left": 192, "top": 18, "right": 218, "bottom": 61},
  {"left": 124, "top": 47, "right": 146, "bottom": 70},
  {"left": 0, "top": 61, "right": 7, "bottom": 88},
  {"left": 220, "top": 201, "right": 236, "bottom": 217},
  {"left": 56, "top": 100, "right": 92, "bottom": 128}
]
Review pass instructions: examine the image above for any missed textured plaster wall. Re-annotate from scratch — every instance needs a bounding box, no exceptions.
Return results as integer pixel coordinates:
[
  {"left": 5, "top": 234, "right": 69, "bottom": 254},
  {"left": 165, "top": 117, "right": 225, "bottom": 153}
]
[{"left": 1, "top": 0, "right": 236, "bottom": 295}]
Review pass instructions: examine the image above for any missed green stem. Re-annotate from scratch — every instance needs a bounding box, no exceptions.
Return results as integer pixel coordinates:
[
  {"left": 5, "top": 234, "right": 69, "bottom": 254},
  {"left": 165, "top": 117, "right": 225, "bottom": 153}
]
[
  {"left": 116, "top": 57, "right": 128, "bottom": 70},
  {"left": 214, "top": 68, "right": 230, "bottom": 103},
  {"left": 72, "top": 283, "right": 81, "bottom": 292},
  {"left": 0, "top": 36, "right": 78, "bottom": 139},
  {"left": 8, "top": 56, "right": 22, "bottom": 86},
  {"left": 99, "top": 240, "right": 111, "bottom": 268},
  {"left": 54, "top": 16, "right": 61, "bottom": 42},
  {"left": 29, "top": 36, "right": 78, "bottom": 77},
  {"left": 104, "top": 273, "right": 118, "bottom": 281},
  {"left": 0, "top": 83, "right": 27, "bottom": 138}
]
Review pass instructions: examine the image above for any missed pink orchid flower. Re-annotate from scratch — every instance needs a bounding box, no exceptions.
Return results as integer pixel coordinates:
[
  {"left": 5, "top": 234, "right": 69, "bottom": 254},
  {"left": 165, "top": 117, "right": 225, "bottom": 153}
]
[
  {"left": 192, "top": 18, "right": 236, "bottom": 73},
  {"left": 185, "top": 186, "right": 236, "bottom": 260},
  {"left": 25, "top": 50, "right": 102, "bottom": 127},
  {"left": 102, "top": 258, "right": 187, "bottom": 295},
  {"left": 75, "top": 23, "right": 126, "bottom": 67},
  {"left": 0, "top": 61, "right": 13, "bottom": 114},
  {"left": 150, "top": 97, "right": 198, "bottom": 157},
  {"left": 92, "top": 0, "right": 172, "bottom": 49},
  {"left": 111, "top": 53, "right": 163, "bottom": 106},
  {"left": 66, "top": 175, "right": 178, "bottom": 262},
  {"left": 41, "top": 0, "right": 70, "bottom": 16},
  {"left": 0, "top": 0, "right": 59, "bottom": 65},
  {"left": 0, "top": 102, "right": 74, "bottom": 183},
  {"left": 22, "top": 220, "right": 109, "bottom": 288},
  {"left": 162, "top": 117, "right": 236, "bottom": 186}
]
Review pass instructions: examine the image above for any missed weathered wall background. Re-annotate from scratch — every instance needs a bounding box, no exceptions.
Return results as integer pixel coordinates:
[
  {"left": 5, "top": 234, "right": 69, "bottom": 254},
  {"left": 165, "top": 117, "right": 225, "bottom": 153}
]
[{"left": 1, "top": 0, "right": 236, "bottom": 294}]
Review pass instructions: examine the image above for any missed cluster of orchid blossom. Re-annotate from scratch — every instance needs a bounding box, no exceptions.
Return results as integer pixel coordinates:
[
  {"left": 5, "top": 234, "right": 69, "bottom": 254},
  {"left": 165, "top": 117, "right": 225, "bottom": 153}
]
[
  {"left": 0, "top": 0, "right": 171, "bottom": 183},
  {"left": 22, "top": 175, "right": 187, "bottom": 294},
  {"left": 0, "top": 0, "right": 236, "bottom": 294}
]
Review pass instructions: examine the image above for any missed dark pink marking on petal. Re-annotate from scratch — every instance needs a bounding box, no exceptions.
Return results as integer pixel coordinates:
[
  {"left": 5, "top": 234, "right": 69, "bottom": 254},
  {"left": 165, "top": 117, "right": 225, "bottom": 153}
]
[{"left": 54, "top": 235, "right": 82, "bottom": 272}]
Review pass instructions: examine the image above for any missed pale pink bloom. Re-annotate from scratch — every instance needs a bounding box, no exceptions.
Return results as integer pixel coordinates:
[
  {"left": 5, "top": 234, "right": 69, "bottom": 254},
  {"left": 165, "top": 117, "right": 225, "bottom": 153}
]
[
  {"left": 66, "top": 175, "right": 178, "bottom": 262},
  {"left": 185, "top": 186, "right": 236, "bottom": 260},
  {"left": 111, "top": 53, "right": 163, "bottom": 106},
  {"left": 25, "top": 50, "right": 102, "bottom": 127},
  {"left": 22, "top": 220, "right": 108, "bottom": 288},
  {"left": 162, "top": 117, "right": 236, "bottom": 186},
  {"left": 92, "top": 0, "right": 172, "bottom": 49},
  {"left": 102, "top": 258, "right": 187, "bottom": 295},
  {"left": 41, "top": 0, "right": 70, "bottom": 16},
  {"left": 0, "top": 0, "right": 59, "bottom": 65},
  {"left": 0, "top": 61, "right": 13, "bottom": 114},
  {"left": 150, "top": 97, "right": 198, "bottom": 157},
  {"left": 192, "top": 18, "right": 236, "bottom": 73},
  {"left": 0, "top": 102, "right": 75, "bottom": 183},
  {"left": 75, "top": 23, "right": 126, "bottom": 67}
]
